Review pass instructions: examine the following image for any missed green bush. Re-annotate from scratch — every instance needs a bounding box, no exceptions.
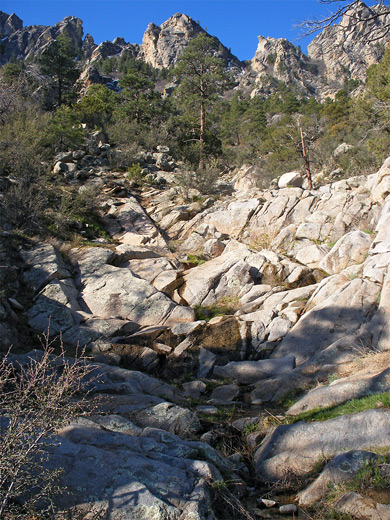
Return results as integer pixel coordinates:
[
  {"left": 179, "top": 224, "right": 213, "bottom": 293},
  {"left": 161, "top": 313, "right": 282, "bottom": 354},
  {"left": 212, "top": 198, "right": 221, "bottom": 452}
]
[
  {"left": 127, "top": 162, "right": 143, "bottom": 183},
  {"left": 41, "top": 106, "right": 85, "bottom": 155}
]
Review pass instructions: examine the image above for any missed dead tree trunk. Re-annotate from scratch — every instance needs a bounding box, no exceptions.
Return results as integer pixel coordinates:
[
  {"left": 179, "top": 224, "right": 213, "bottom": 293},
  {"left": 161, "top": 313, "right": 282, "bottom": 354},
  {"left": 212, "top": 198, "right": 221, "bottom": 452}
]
[{"left": 299, "top": 124, "right": 313, "bottom": 190}]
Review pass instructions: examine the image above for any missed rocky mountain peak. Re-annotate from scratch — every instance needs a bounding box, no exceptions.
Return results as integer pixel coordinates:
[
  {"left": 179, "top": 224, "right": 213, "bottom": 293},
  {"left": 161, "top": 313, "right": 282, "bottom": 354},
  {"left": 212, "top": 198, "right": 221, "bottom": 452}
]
[
  {"left": 88, "top": 38, "right": 140, "bottom": 67},
  {"left": 308, "top": 0, "right": 390, "bottom": 92},
  {"left": 45, "top": 15, "right": 84, "bottom": 49},
  {"left": 1, "top": 5, "right": 390, "bottom": 99},
  {"left": 0, "top": 12, "right": 23, "bottom": 36},
  {"left": 0, "top": 12, "right": 85, "bottom": 65},
  {"left": 141, "top": 12, "right": 243, "bottom": 71},
  {"left": 243, "top": 35, "right": 322, "bottom": 98},
  {"left": 82, "top": 33, "right": 96, "bottom": 59},
  {"left": 141, "top": 13, "right": 204, "bottom": 69}
]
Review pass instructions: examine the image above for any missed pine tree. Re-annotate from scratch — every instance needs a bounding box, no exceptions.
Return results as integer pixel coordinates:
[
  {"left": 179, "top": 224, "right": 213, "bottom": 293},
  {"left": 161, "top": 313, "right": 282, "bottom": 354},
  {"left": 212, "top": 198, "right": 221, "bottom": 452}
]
[
  {"left": 38, "top": 35, "right": 80, "bottom": 107},
  {"left": 76, "top": 84, "right": 119, "bottom": 130},
  {"left": 173, "top": 33, "right": 233, "bottom": 167},
  {"left": 118, "top": 67, "right": 161, "bottom": 125}
]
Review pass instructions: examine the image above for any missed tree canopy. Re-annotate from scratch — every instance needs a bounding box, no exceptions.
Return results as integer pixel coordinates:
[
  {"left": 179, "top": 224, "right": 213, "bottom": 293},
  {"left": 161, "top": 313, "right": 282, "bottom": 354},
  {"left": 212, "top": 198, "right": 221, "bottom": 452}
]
[
  {"left": 172, "top": 33, "right": 233, "bottom": 166},
  {"left": 38, "top": 35, "right": 81, "bottom": 107}
]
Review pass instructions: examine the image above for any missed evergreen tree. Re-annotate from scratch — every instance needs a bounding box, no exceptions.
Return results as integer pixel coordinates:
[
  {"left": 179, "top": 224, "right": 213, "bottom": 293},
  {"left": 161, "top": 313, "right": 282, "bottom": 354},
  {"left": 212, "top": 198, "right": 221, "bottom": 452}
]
[
  {"left": 321, "top": 89, "right": 351, "bottom": 137},
  {"left": 219, "top": 93, "right": 248, "bottom": 145},
  {"left": 367, "top": 47, "right": 390, "bottom": 105},
  {"left": 118, "top": 67, "right": 161, "bottom": 125},
  {"left": 245, "top": 95, "right": 267, "bottom": 136},
  {"left": 172, "top": 33, "right": 233, "bottom": 166},
  {"left": 76, "top": 84, "right": 119, "bottom": 130},
  {"left": 0, "top": 61, "right": 25, "bottom": 85},
  {"left": 42, "top": 105, "right": 84, "bottom": 153},
  {"left": 38, "top": 35, "right": 80, "bottom": 107}
]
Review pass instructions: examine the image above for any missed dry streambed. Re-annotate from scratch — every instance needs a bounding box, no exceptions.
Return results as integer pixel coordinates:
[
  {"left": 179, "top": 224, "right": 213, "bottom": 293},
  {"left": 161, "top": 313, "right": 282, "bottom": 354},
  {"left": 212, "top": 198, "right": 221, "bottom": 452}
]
[{"left": 3, "top": 155, "right": 390, "bottom": 518}]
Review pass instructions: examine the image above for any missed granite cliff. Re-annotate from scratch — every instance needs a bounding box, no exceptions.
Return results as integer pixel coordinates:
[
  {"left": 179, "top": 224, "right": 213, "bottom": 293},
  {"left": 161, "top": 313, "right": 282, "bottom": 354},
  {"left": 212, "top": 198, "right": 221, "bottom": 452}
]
[{"left": 2, "top": 1, "right": 390, "bottom": 99}]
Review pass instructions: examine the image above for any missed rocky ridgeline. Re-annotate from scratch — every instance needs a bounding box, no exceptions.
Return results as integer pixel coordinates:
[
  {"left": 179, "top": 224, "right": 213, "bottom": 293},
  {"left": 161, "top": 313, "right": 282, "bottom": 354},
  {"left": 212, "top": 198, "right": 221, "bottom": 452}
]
[
  {"left": 141, "top": 13, "right": 243, "bottom": 72},
  {"left": 308, "top": 1, "right": 390, "bottom": 93},
  {"left": 244, "top": 35, "right": 322, "bottom": 98},
  {"left": 2, "top": 134, "right": 390, "bottom": 517},
  {"left": 0, "top": 12, "right": 84, "bottom": 64},
  {"left": 243, "top": 1, "right": 390, "bottom": 99},
  {"left": 2, "top": 1, "right": 390, "bottom": 98}
]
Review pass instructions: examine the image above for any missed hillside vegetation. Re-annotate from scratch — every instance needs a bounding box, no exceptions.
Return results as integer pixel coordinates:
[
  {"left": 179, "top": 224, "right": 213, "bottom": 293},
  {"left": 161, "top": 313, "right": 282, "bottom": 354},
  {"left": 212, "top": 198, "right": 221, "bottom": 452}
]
[
  {"left": 1, "top": 5, "right": 390, "bottom": 520},
  {"left": 2, "top": 32, "right": 390, "bottom": 238}
]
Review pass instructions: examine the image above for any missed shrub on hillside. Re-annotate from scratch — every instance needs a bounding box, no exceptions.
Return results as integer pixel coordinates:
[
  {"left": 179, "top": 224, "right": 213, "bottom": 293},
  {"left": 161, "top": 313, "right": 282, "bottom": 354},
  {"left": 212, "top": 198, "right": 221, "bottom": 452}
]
[
  {"left": 176, "top": 166, "right": 220, "bottom": 196},
  {"left": 0, "top": 334, "right": 94, "bottom": 519}
]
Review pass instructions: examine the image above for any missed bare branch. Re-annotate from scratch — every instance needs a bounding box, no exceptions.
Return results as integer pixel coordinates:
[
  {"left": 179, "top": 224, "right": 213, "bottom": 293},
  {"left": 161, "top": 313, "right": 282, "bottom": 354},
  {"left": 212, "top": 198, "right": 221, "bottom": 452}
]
[
  {"left": 299, "top": 0, "right": 390, "bottom": 41},
  {"left": 0, "top": 332, "right": 97, "bottom": 518}
]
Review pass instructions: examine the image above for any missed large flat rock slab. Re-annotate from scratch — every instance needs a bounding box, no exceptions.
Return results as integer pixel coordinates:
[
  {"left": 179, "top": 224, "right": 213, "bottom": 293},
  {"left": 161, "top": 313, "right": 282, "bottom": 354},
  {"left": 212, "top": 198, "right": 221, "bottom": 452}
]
[
  {"left": 179, "top": 249, "right": 253, "bottom": 306},
  {"left": 72, "top": 247, "right": 194, "bottom": 327},
  {"left": 213, "top": 356, "right": 296, "bottom": 384},
  {"left": 298, "top": 450, "right": 380, "bottom": 507},
  {"left": 131, "top": 402, "right": 201, "bottom": 437},
  {"left": 105, "top": 196, "right": 169, "bottom": 251},
  {"left": 334, "top": 492, "right": 390, "bottom": 520},
  {"left": 21, "top": 243, "right": 71, "bottom": 294},
  {"left": 254, "top": 409, "right": 390, "bottom": 482},
  {"left": 271, "top": 276, "right": 380, "bottom": 365},
  {"left": 319, "top": 230, "right": 372, "bottom": 274},
  {"left": 205, "top": 198, "right": 260, "bottom": 237},
  {"left": 50, "top": 422, "right": 228, "bottom": 520},
  {"left": 27, "top": 279, "right": 82, "bottom": 336},
  {"left": 85, "top": 362, "right": 182, "bottom": 403},
  {"left": 287, "top": 368, "right": 390, "bottom": 415}
]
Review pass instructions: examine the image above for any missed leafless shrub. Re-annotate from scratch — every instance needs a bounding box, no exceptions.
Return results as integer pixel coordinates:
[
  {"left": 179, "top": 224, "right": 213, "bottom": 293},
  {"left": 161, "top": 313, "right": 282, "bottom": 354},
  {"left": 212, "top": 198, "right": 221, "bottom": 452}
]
[
  {"left": 176, "top": 166, "right": 220, "bottom": 196},
  {"left": 0, "top": 182, "right": 48, "bottom": 233},
  {"left": 208, "top": 478, "right": 257, "bottom": 520},
  {"left": 0, "top": 332, "right": 95, "bottom": 519}
]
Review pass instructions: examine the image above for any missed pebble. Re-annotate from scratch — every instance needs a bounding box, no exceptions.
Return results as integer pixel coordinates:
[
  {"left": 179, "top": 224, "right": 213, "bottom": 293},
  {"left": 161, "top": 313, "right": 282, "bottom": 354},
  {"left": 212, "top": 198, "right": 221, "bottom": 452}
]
[
  {"left": 257, "top": 498, "right": 277, "bottom": 508},
  {"left": 196, "top": 405, "right": 218, "bottom": 414},
  {"left": 279, "top": 503, "right": 298, "bottom": 515}
]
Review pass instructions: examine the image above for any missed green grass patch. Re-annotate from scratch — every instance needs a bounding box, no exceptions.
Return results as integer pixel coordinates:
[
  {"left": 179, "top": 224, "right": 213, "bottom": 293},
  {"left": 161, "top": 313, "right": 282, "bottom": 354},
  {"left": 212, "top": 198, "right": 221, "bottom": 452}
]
[
  {"left": 286, "top": 392, "right": 390, "bottom": 424},
  {"left": 216, "top": 405, "right": 237, "bottom": 419},
  {"left": 194, "top": 297, "right": 239, "bottom": 321},
  {"left": 187, "top": 254, "right": 206, "bottom": 266},
  {"left": 194, "top": 304, "right": 232, "bottom": 321},
  {"left": 197, "top": 405, "right": 237, "bottom": 424},
  {"left": 348, "top": 455, "right": 390, "bottom": 495},
  {"left": 242, "top": 422, "right": 259, "bottom": 435},
  {"left": 327, "top": 372, "right": 339, "bottom": 384},
  {"left": 204, "top": 379, "right": 231, "bottom": 392},
  {"left": 362, "top": 229, "right": 376, "bottom": 235},
  {"left": 74, "top": 213, "right": 111, "bottom": 239}
]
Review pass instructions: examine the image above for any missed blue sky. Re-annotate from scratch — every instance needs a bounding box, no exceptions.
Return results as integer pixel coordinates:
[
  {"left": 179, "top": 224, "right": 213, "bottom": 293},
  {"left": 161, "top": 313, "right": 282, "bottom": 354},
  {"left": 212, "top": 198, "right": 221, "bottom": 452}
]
[{"left": 1, "top": 1, "right": 357, "bottom": 60}]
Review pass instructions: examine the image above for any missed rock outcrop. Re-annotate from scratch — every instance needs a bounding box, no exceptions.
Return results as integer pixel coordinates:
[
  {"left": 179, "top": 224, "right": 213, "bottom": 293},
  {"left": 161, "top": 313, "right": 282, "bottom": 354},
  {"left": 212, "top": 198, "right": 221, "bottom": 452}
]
[
  {"left": 2, "top": 2, "right": 390, "bottom": 100},
  {"left": 88, "top": 38, "right": 140, "bottom": 66},
  {"left": 247, "top": 36, "right": 322, "bottom": 98},
  {"left": 141, "top": 12, "right": 243, "bottom": 72},
  {"left": 0, "top": 11, "right": 22, "bottom": 36},
  {"left": 0, "top": 14, "right": 84, "bottom": 65},
  {"left": 3, "top": 8, "right": 390, "bottom": 517},
  {"left": 308, "top": 0, "right": 390, "bottom": 94},
  {"left": 254, "top": 409, "right": 390, "bottom": 482},
  {"left": 142, "top": 13, "right": 203, "bottom": 69},
  {"left": 2, "top": 146, "right": 390, "bottom": 519}
]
